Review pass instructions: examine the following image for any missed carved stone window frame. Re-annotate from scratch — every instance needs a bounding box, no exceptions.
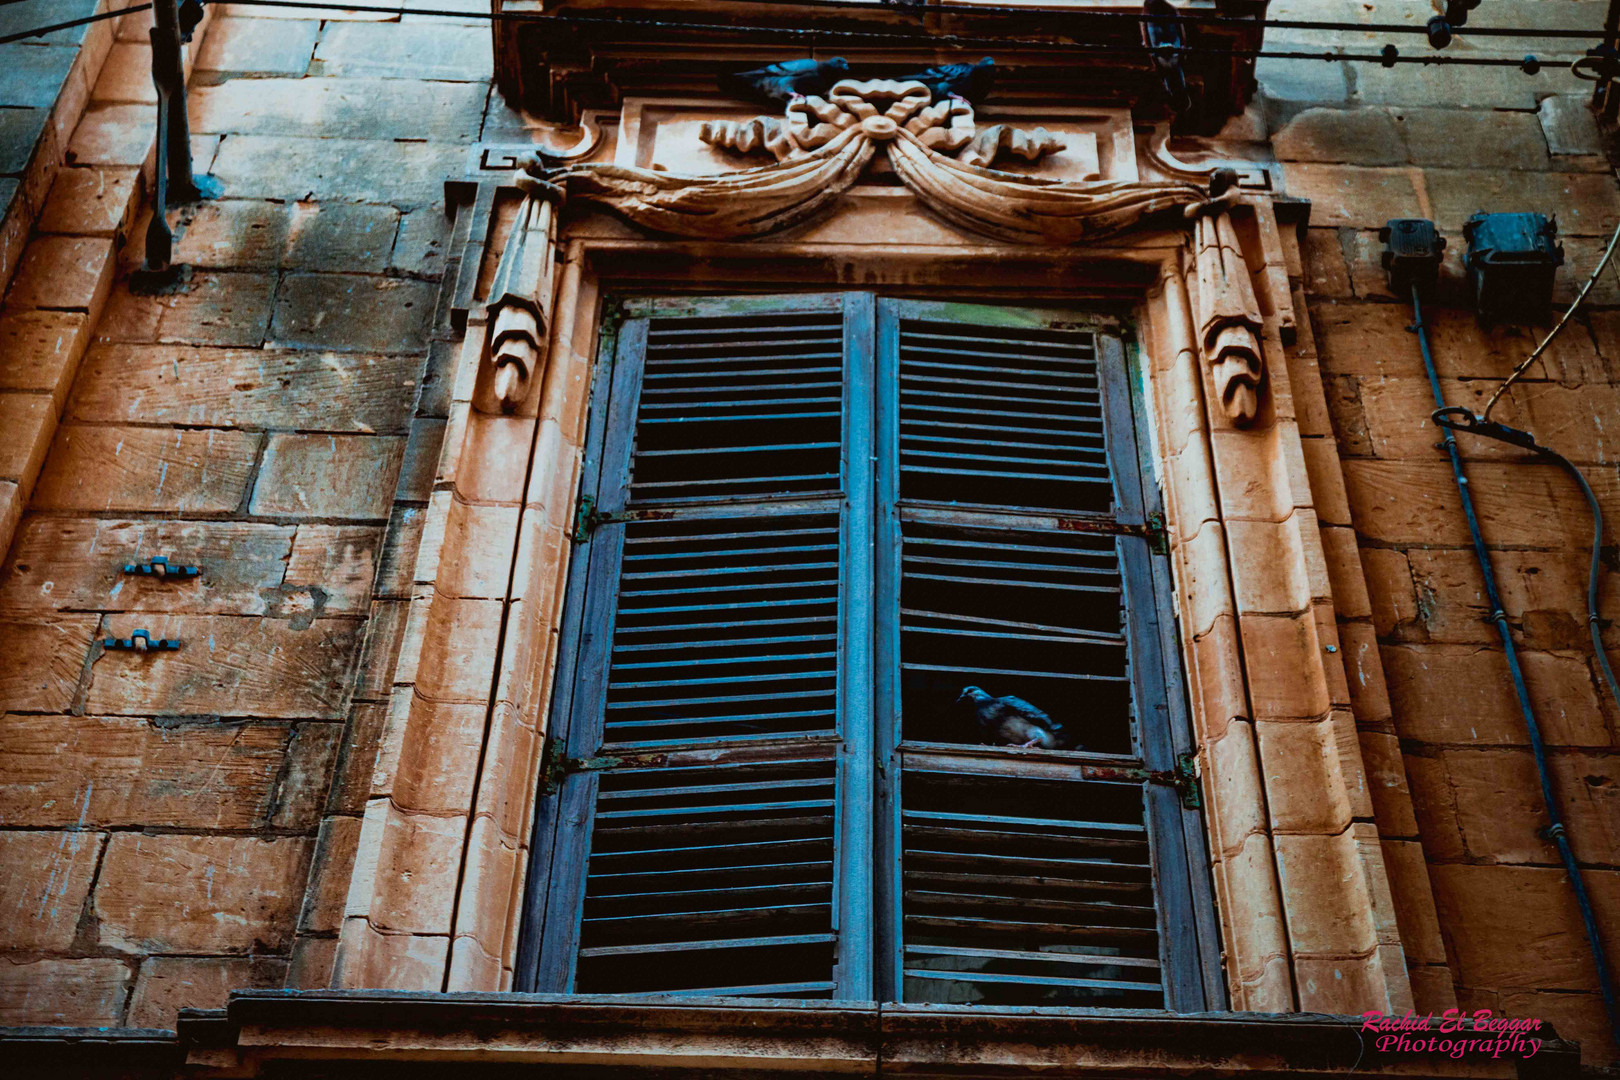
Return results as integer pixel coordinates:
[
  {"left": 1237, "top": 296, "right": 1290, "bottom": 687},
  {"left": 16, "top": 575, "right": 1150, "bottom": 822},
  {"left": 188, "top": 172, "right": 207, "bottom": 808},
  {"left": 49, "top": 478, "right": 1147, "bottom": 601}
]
[{"left": 331, "top": 143, "right": 1433, "bottom": 1020}]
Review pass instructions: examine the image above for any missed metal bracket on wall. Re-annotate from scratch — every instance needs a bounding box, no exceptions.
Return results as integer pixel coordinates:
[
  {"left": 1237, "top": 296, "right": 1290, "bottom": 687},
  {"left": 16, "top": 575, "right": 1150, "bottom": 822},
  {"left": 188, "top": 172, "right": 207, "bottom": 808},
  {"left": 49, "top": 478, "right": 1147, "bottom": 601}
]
[
  {"left": 122, "top": 556, "right": 201, "bottom": 579},
  {"left": 103, "top": 629, "right": 181, "bottom": 653}
]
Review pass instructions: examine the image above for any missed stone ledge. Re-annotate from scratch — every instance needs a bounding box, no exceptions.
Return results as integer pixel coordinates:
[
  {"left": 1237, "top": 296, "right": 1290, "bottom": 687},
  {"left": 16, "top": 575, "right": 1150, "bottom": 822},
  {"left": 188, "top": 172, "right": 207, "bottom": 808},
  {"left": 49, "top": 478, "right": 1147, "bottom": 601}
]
[{"left": 0, "top": 991, "right": 1586, "bottom": 1078}]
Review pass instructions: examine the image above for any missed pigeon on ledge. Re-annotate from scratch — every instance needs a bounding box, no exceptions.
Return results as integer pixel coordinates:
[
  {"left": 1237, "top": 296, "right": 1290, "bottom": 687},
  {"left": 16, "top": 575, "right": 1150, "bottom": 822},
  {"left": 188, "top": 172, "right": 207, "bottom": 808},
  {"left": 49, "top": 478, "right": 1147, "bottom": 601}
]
[
  {"left": 719, "top": 57, "right": 852, "bottom": 104},
  {"left": 892, "top": 57, "right": 996, "bottom": 105},
  {"left": 958, "top": 686, "right": 1069, "bottom": 749}
]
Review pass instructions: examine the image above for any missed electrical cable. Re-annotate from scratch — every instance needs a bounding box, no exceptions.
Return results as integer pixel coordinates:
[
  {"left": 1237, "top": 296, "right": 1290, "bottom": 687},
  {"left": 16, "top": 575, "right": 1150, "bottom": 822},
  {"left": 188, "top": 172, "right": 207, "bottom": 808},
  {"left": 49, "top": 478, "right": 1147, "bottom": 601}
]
[
  {"left": 1482, "top": 216, "right": 1620, "bottom": 420},
  {"left": 1414, "top": 290, "right": 1620, "bottom": 1048},
  {"left": 0, "top": 0, "right": 1605, "bottom": 66}
]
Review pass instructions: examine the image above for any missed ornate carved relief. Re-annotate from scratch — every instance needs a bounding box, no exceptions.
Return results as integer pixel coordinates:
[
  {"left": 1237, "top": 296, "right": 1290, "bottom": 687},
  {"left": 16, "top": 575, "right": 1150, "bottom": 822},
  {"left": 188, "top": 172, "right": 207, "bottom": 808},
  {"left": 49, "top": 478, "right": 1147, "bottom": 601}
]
[{"left": 532, "top": 79, "right": 1211, "bottom": 245}]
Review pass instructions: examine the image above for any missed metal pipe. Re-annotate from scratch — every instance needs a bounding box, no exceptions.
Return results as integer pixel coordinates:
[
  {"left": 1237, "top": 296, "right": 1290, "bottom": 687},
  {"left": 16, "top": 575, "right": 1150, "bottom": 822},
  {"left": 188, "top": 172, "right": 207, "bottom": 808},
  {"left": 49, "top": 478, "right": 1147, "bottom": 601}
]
[{"left": 1410, "top": 285, "right": 1620, "bottom": 1046}]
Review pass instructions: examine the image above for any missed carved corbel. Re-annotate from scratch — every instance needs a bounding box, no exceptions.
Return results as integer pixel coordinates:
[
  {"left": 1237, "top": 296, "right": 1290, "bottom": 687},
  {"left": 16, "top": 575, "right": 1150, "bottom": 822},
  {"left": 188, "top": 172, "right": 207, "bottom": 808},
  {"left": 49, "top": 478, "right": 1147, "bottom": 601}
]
[
  {"left": 1188, "top": 181, "right": 1264, "bottom": 426},
  {"left": 480, "top": 175, "right": 564, "bottom": 415}
]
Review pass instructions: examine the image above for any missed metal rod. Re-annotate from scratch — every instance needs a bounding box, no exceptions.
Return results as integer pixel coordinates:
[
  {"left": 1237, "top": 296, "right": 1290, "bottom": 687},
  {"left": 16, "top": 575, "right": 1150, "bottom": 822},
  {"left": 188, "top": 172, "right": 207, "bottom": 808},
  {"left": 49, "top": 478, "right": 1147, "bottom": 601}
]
[{"left": 1410, "top": 285, "right": 1620, "bottom": 1047}]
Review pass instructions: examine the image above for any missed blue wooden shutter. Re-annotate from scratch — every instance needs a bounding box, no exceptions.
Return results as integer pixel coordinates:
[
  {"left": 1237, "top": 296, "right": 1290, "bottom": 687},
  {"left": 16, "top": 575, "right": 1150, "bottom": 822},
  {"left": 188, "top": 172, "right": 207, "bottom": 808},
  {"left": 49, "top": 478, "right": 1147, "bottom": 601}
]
[
  {"left": 872, "top": 300, "right": 1222, "bottom": 1011},
  {"left": 517, "top": 294, "right": 876, "bottom": 999}
]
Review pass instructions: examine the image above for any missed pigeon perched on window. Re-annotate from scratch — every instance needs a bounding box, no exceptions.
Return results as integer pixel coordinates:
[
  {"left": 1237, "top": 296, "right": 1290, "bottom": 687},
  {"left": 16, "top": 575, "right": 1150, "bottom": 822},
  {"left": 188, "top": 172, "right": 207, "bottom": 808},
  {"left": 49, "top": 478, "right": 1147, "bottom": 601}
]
[
  {"left": 718, "top": 57, "right": 852, "bottom": 104},
  {"left": 1141, "top": 0, "right": 1193, "bottom": 116},
  {"left": 893, "top": 57, "right": 996, "bottom": 104},
  {"left": 957, "top": 686, "right": 1069, "bottom": 749}
]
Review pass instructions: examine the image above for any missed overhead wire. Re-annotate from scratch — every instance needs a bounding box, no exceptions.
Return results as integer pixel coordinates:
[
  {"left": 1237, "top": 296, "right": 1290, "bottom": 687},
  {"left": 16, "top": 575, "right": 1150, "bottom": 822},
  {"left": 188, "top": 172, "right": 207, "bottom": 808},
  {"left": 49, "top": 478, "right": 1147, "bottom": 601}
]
[{"left": 0, "top": 0, "right": 1608, "bottom": 66}]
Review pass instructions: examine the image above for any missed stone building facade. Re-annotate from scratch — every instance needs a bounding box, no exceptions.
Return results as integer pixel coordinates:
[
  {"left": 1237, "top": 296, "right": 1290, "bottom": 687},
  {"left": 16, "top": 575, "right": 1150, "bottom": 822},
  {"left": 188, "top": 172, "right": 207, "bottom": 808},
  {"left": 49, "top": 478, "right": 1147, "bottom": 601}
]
[{"left": 0, "top": 0, "right": 1616, "bottom": 1076}]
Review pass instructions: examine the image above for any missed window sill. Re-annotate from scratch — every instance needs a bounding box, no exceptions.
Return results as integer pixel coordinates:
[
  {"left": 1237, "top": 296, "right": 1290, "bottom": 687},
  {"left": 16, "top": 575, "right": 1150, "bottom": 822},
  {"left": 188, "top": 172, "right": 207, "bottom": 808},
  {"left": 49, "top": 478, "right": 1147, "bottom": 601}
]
[{"left": 2, "top": 991, "right": 1580, "bottom": 1078}]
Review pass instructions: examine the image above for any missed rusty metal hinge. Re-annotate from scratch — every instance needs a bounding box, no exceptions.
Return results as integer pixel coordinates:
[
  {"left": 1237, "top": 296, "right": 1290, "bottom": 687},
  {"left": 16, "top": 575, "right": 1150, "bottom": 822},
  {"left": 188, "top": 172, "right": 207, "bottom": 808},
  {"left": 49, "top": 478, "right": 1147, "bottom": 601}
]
[
  {"left": 1146, "top": 752, "right": 1202, "bottom": 810},
  {"left": 1145, "top": 510, "right": 1169, "bottom": 556},
  {"left": 539, "top": 740, "right": 624, "bottom": 793}
]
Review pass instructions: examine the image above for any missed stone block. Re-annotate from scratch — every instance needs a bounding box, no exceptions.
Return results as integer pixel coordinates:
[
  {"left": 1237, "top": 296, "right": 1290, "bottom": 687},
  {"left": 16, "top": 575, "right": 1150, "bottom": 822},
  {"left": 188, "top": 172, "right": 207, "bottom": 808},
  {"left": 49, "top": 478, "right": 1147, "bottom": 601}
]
[
  {"left": 1318, "top": 525, "right": 1371, "bottom": 619},
  {"left": 174, "top": 199, "right": 400, "bottom": 272},
  {"left": 286, "top": 935, "right": 337, "bottom": 990},
  {"left": 1239, "top": 612, "right": 1332, "bottom": 720},
  {"left": 0, "top": 391, "right": 55, "bottom": 482},
  {"left": 436, "top": 499, "right": 519, "bottom": 601},
  {"left": 5, "top": 236, "right": 113, "bottom": 312},
  {"left": 1341, "top": 458, "right": 1620, "bottom": 550},
  {"left": 94, "top": 41, "right": 156, "bottom": 105},
  {"left": 369, "top": 808, "right": 466, "bottom": 936},
  {"left": 1274, "top": 830, "right": 1378, "bottom": 956},
  {"left": 376, "top": 505, "right": 426, "bottom": 600},
  {"left": 0, "top": 958, "right": 130, "bottom": 1027},
  {"left": 126, "top": 956, "right": 287, "bottom": 1029},
  {"left": 0, "top": 714, "right": 295, "bottom": 829},
  {"left": 1292, "top": 952, "right": 1391, "bottom": 1015},
  {"left": 65, "top": 102, "right": 153, "bottom": 169},
  {"left": 94, "top": 833, "right": 312, "bottom": 954},
  {"left": 313, "top": 22, "right": 493, "bottom": 81},
  {"left": 1539, "top": 95, "right": 1603, "bottom": 157},
  {"left": 0, "top": 309, "right": 89, "bottom": 412},
  {"left": 331, "top": 701, "right": 388, "bottom": 815},
  {"left": 70, "top": 343, "right": 417, "bottom": 432},
  {"left": 0, "top": 108, "right": 49, "bottom": 180},
  {"left": 1429, "top": 863, "right": 1620, "bottom": 991},
  {"left": 1381, "top": 643, "right": 1611, "bottom": 747},
  {"left": 0, "top": 614, "right": 97, "bottom": 712},
  {"left": 1409, "top": 546, "right": 1619, "bottom": 652},
  {"left": 414, "top": 595, "right": 504, "bottom": 704},
  {"left": 1255, "top": 718, "right": 1353, "bottom": 836},
  {"left": 392, "top": 700, "right": 488, "bottom": 815},
  {"left": 334, "top": 917, "right": 448, "bottom": 991},
  {"left": 0, "top": 830, "right": 104, "bottom": 951},
  {"left": 37, "top": 166, "right": 141, "bottom": 239},
  {"left": 1442, "top": 748, "right": 1620, "bottom": 865},
  {"left": 210, "top": 135, "right": 467, "bottom": 206},
  {"left": 0, "top": 519, "right": 299, "bottom": 615},
  {"left": 1272, "top": 107, "right": 1403, "bottom": 166},
  {"left": 457, "top": 413, "right": 534, "bottom": 505},
  {"left": 284, "top": 525, "right": 381, "bottom": 617},
  {"left": 301, "top": 815, "right": 363, "bottom": 934},
  {"left": 395, "top": 418, "right": 446, "bottom": 504},
  {"left": 1280, "top": 164, "right": 1423, "bottom": 229},
  {"left": 189, "top": 77, "right": 485, "bottom": 142},
  {"left": 1302, "top": 228, "right": 1352, "bottom": 298},
  {"left": 96, "top": 271, "right": 277, "bottom": 346},
  {"left": 249, "top": 433, "right": 407, "bottom": 519},
  {"left": 1255, "top": 57, "right": 1350, "bottom": 107},
  {"left": 269, "top": 274, "right": 434, "bottom": 353},
  {"left": 1226, "top": 517, "right": 1310, "bottom": 614},
  {"left": 354, "top": 600, "right": 407, "bottom": 703},
  {"left": 85, "top": 615, "right": 363, "bottom": 719},
  {"left": 392, "top": 206, "right": 451, "bottom": 279},
  {"left": 197, "top": 17, "right": 320, "bottom": 75},
  {"left": 32, "top": 425, "right": 261, "bottom": 513},
  {"left": 1358, "top": 730, "right": 1418, "bottom": 837},
  {"left": 1425, "top": 169, "right": 1620, "bottom": 236},
  {"left": 1393, "top": 108, "right": 1550, "bottom": 172},
  {"left": 270, "top": 723, "right": 343, "bottom": 830}
]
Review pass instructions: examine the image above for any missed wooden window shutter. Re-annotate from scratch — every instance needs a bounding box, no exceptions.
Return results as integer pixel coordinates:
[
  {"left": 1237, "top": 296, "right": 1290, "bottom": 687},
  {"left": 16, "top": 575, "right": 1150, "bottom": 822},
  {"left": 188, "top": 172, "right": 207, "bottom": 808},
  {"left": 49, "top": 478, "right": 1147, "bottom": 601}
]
[
  {"left": 516, "top": 293, "right": 1222, "bottom": 1011},
  {"left": 517, "top": 294, "right": 877, "bottom": 999},
  {"left": 872, "top": 300, "right": 1222, "bottom": 1011}
]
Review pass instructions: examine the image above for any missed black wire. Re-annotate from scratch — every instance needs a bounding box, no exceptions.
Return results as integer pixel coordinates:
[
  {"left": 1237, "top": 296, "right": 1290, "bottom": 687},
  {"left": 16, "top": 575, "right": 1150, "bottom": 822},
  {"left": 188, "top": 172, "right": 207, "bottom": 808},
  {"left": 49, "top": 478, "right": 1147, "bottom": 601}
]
[
  {"left": 209, "top": 0, "right": 1595, "bottom": 68},
  {"left": 0, "top": 0, "right": 1599, "bottom": 64}
]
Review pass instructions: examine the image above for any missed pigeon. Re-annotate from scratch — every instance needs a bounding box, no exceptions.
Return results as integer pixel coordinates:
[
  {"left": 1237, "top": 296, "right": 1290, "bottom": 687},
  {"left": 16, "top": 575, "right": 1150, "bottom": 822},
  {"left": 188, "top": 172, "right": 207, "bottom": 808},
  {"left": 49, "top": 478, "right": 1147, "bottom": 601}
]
[
  {"left": 893, "top": 57, "right": 996, "bottom": 105},
  {"left": 957, "top": 686, "right": 1069, "bottom": 749},
  {"left": 718, "top": 57, "right": 852, "bottom": 104},
  {"left": 1141, "top": 0, "right": 1193, "bottom": 116}
]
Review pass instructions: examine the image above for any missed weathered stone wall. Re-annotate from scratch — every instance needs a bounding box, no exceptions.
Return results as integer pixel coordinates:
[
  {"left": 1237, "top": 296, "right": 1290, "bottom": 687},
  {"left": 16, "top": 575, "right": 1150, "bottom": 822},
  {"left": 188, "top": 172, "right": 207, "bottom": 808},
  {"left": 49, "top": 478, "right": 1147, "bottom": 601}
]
[
  {"left": 0, "top": 0, "right": 1616, "bottom": 1061},
  {"left": 1259, "top": 0, "right": 1620, "bottom": 1055},
  {"left": 0, "top": 2, "right": 492, "bottom": 1026}
]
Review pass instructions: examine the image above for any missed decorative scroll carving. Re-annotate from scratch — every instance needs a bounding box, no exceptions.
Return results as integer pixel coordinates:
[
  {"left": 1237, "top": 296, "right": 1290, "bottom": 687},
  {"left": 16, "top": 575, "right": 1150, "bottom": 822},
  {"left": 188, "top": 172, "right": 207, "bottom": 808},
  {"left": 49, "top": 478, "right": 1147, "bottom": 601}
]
[
  {"left": 527, "top": 79, "right": 1206, "bottom": 244},
  {"left": 956, "top": 123, "right": 1068, "bottom": 169},
  {"left": 1190, "top": 188, "right": 1265, "bottom": 427}
]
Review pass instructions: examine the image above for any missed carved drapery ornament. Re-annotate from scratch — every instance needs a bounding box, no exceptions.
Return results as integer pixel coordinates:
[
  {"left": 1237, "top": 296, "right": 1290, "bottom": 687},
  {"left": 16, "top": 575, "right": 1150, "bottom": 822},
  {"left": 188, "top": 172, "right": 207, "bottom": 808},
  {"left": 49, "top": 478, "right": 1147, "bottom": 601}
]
[
  {"left": 1189, "top": 198, "right": 1264, "bottom": 426},
  {"left": 481, "top": 79, "right": 1266, "bottom": 424}
]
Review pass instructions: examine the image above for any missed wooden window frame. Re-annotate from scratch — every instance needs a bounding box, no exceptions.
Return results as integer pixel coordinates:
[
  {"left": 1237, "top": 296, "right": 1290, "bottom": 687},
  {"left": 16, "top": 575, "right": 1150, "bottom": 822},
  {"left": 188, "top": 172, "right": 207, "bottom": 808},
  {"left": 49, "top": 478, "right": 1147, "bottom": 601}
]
[{"left": 513, "top": 291, "right": 1224, "bottom": 1010}]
